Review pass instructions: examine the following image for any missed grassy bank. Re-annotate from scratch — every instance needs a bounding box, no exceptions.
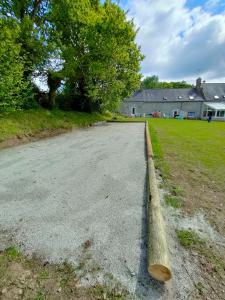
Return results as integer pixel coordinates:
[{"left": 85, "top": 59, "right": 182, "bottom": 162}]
[{"left": 0, "top": 109, "right": 109, "bottom": 145}]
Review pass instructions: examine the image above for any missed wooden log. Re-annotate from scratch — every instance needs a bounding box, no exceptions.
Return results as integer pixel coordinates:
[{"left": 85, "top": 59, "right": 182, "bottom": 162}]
[
  {"left": 145, "top": 122, "right": 154, "bottom": 159},
  {"left": 146, "top": 122, "right": 172, "bottom": 282}
]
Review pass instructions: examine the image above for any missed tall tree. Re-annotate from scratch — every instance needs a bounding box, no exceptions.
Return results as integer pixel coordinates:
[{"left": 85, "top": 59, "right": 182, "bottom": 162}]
[{"left": 52, "top": 0, "right": 144, "bottom": 112}]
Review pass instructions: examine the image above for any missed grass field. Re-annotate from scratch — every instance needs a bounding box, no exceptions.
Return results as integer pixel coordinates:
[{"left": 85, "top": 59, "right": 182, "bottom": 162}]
[
  {"left": 149, "top": 118, "right": 225, "bottom": 234},
  {"left": 148, "top": 118, "right": 225, "bottom": 298}
]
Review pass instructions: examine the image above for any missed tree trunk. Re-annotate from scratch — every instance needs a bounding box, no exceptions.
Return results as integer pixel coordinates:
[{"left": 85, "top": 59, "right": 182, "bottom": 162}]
[{"left": 48, "top": 89, "right": 56, "bottom": 109}]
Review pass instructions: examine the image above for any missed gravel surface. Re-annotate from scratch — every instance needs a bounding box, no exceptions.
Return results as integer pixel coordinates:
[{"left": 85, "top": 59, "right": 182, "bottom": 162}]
[{"left": 0, "top": 122, "right": 171, "bottom": 299}]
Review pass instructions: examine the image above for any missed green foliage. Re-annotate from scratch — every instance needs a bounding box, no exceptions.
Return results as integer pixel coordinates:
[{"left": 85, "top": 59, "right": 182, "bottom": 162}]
[
  {"left": 52, "top": 0, "right": 143, "bottom": 112},
  {"left": 0, "top": 0, "right": 143, "bottom": 112},
  {"left": 177, "top": 230, "right": 204, "bottom": 247},
  {"left": 141, "top": 75, "right": 159, "bottom": 89},
  {"left": 141, "top": 75, "right": 192, "bottom": 89},
  {"left": 0, "top": 19, "right": 35, "bottom": 111},
  {"left": 1, "top": 0, "right": 51, "bottom": 74}
]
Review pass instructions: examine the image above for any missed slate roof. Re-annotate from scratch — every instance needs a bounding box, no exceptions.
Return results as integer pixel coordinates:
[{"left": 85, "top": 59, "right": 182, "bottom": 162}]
[
  {"left": 125, "top": 88, "right": 203, "bottom": 102},
  {"left": 202, "top": 83, "right": 225, "bottom": 101}
]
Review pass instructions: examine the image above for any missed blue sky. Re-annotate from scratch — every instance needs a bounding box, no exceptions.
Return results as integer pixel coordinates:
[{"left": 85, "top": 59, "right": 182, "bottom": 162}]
[
  {"left": 116, "top": 0, "right": 225, "bottom": 14},
  {"left": 108, "top": 0, "right": 225, "bottom": 82}
]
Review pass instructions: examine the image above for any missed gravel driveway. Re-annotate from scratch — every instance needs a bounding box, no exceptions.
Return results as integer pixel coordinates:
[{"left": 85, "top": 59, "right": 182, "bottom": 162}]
[{"left": 0, "top": 122, "right": 170, "bottom": 299}]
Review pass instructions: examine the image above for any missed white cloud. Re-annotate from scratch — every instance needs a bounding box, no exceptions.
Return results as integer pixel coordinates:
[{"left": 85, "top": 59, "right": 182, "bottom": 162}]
[{"left": 125, "top": 0, "right": 225, "bottom": 82}]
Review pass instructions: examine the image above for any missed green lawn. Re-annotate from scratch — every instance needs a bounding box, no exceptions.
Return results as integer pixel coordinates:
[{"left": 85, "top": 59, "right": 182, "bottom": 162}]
[
  {"left": 148, "top": 118, "right": 225, "bottom": 234},
  {"left": 0, "top": 109, "right": 109, "bottom": 143}
]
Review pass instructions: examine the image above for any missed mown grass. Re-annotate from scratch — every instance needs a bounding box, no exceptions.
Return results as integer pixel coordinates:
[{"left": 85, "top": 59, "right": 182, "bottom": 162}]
[
  {"left": 148, "top": 118, "right": 225, "bottom": 233},
  {"left": 0, "top": 109, "right": 110, "bottom": 142},
  {"left": 149, "top": 118, "right": 225, "bottom": 190}
]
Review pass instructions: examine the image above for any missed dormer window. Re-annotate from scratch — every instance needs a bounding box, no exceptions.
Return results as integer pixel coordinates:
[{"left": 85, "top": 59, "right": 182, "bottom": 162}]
[
  {"left": 163, "top": 96, "right": 167, "bottom": 100},
  {"left": 178, "top": 96, "right": 182, "bottom": 99},
  {"left": 189, "top": 96, "right": 194, "bottom": 100},
  {"left": 222, "top": 95, "right": 225, "bottom": 98},
  {"left": 214, "top": 95, "right": 219, "bottom": 99}
]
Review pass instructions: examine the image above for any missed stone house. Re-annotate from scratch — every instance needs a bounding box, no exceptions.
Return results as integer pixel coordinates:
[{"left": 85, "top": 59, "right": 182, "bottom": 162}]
[{"left": 120, "top": 78, "right": 225, "bottom": 120}]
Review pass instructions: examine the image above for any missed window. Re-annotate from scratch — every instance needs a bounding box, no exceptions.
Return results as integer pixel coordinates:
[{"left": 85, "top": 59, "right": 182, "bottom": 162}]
[
  {"left": 163, "top": 96, "right": 167, "bottom": 100},
  {"left": 217, "top": 111, "right": 225, "bottom": 117},
  {"left": 188, "top": 112, "right": 195, "bottom": 118},
  {"left": 178, "top": 96, "right": 182, "bottom": 99},
  {"left": 189, "top": 96, "right": 194, "bottom": 100},
  {"left": 214, "top": 95, "right": 219, "bottom": 99},
  {"left": 132, "top": 107, "right": 136, "bottom": 115},
  {"left": 209, "top": 110, "right": 216, "bottom": 116}
]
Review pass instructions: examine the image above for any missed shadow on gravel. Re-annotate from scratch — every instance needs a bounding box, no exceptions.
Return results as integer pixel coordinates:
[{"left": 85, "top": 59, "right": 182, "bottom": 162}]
[{"left": 135, "top": 170, "right": 167, "bottom": 299}]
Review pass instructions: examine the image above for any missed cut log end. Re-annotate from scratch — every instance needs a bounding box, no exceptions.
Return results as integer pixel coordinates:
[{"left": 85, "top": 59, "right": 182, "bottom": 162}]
[{"left": 149, "top": 264, "right": 172, "bottom": 282}]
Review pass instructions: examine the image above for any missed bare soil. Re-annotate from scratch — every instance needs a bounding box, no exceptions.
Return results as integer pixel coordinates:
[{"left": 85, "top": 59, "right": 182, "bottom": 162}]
[{"left": 0, "top": 128, "right": 71, "bottom": 151}]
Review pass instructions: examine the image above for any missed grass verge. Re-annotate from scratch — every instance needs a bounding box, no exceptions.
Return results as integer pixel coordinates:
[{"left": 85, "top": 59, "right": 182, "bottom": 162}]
[
  {"left": 0, "top": 109, "right": 110, "bottom": 145},
  {"left": 176, "top": 230, "right": 225, "bottom": 298},
  {"left": 164, "top": 195, "right": 182, "bottom": 208}
]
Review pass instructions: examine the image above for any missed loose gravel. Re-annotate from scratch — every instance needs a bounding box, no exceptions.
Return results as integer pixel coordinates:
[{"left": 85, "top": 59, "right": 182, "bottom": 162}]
[{"left": 0, "top": 122, "right": 171, "bottom": 299}]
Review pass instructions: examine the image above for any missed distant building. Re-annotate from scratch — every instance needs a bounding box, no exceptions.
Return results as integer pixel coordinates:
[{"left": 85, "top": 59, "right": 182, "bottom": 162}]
[{"left": 120, "top": 78, "right": 225, "bottom": 120}]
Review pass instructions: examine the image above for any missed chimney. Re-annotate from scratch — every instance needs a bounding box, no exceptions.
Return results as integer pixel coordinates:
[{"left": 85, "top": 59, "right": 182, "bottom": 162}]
[{"left": 196, "top": 77, "right": 202, "bottom": 91}]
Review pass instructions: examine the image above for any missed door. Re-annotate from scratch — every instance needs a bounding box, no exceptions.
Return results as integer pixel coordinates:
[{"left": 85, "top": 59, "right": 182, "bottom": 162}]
[{"left": 132, "top": 107, "right": 136, "bottom": 115}]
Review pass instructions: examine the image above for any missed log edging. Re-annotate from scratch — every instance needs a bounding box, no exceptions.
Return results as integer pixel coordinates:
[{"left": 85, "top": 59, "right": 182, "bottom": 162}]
[{"left": 145, "top": 121, "right": 172, "bottom": 282}]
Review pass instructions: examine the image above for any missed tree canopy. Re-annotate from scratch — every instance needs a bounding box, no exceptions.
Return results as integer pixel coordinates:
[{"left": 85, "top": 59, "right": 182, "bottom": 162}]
[
  {"left": 141, "top": 75, "right": 192, "bottom": 89},
  {"left": 0, "top": 0, "right": 144, "bottom": 112}
]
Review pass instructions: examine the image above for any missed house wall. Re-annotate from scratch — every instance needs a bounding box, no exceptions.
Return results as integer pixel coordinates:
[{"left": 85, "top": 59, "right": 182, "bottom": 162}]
[{"left": 120, "top": 101, "right": 203, "bottom": 118}]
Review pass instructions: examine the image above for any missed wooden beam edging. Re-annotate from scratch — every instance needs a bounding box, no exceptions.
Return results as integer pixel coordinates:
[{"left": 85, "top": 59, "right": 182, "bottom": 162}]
[
  {"left": 107, "top": 120, "right": 146, "bottom": 123},
  {"left": 145, "top": 121, "right": 172, "bottom": 282}
]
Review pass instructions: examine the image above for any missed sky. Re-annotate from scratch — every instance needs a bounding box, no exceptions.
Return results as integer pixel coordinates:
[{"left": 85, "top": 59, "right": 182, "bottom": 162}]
[{"left": 113, "top": 0, "right": 225, "bottom": 83}]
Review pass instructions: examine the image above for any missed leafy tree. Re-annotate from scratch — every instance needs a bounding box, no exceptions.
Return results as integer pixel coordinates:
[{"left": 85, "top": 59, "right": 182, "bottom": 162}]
[
  {"left": 0, "top": 19, "right": 34, "bottom": 111},
  {"left": 141, "top": 76, "right": 192, "bottom": 89},
  {"left": 0, "top": 0, "right": 51, "bottom": 77},
  {"left": 52, "top": 0, "right": 144, "bottom": 112},
  {"left": 0, "top": 0, "right": 61, "bottom": 109},
  {"left": 141, "top": 75, "right": 159, "bottom": 89}
]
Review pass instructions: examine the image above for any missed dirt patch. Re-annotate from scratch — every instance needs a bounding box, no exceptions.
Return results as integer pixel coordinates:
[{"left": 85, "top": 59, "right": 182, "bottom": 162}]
[
  {"left": 159, "top": 178, "right": 225, "bottom": 300},
  {"left": 0, "top": 247, "right": 128, "bottom": 300},
  {"left": 0, "top": 128, "right": 72, "bottom": 151}
]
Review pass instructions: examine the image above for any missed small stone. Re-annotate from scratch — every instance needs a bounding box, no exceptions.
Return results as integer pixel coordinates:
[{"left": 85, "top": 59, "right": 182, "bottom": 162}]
[
  {"left": 103, "top": 293, "right": 107, "bottom": 299},
  {"left": 57, "top": 287, "right": 62, "bottom": 293},
  {"left": 43, "top": 261, "right": 49, "bottom": 267},
  {"left": 1, "top": 288, "right": 7, "bottom": 294},
  {"left": 18, "top": 289, "right": 23, "bottom": 295}
]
